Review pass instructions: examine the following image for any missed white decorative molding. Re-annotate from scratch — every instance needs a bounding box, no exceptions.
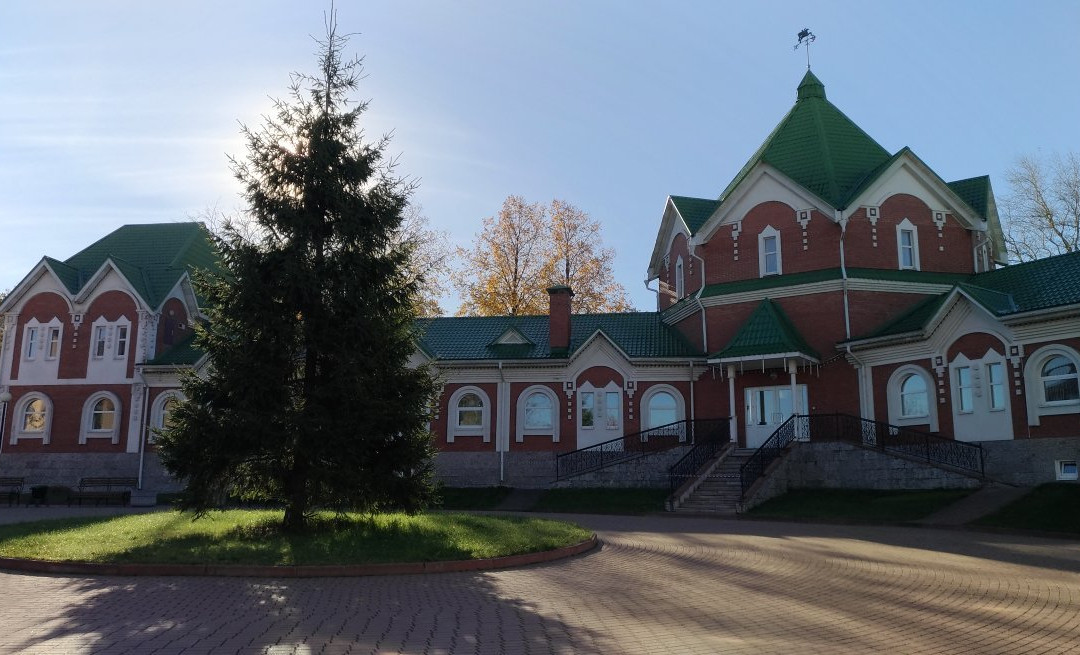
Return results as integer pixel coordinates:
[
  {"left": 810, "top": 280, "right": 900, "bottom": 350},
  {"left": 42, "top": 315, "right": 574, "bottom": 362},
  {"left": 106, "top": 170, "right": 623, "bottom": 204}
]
[{"left": 796, "top": 209, "right": 812, "bottom": 229}]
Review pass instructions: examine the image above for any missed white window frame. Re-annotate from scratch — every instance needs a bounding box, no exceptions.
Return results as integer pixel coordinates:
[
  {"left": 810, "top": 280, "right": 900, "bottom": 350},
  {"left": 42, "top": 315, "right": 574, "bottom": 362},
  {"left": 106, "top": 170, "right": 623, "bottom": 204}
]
[
  {"left": 92, "top": 324, "right": 109, "bottom": 359},
  {"left": 986, "top": 361, "right": 1007, "bottom": 411},
  {"left": 115, "top": 324, "right": 129, "bottom": 359},
  {"left": 955, "top": 365, "right": 975, "bottom": 414},
  {"left": 80, "top": 391, "right": 122, "bottom": 444},
  {"left": 46, "top": 325, "right": 62, "bottom": 360},
  {"left": 515, "top": 385, "right": 560, "bottom": 443},
  {"left": 577, "top": 381, "right": 622, "bottom": 434},
  {"left": 898, "top": 373, "right": 930, "bottom": 420},
  {"left": 1057, "top": 460, "right": 1078, "bottom": 481},
  {"left": 886, "top": 365, "right": 939, "bottom": 431},
  {"left": 150, "top": 390, "right": 185, "bottom": 444},
  {"left": 640, "top": 384, "right": 686, "bottom": 432},
  {"left": 675, "top": 256, "right": 685, "bottom": 299},
  {"left": 24, "top": 325, "right": 39, "bottom": 360},
  {"left": 12, "top": 392, "right": 52, "bottom": 444},
  {"left": 896, "top": 218, "right": 921, "bottom": 271},
  {"left": 1024, "top": 345, "right": 1080, "bottom": 426},
  {"left": 758, "top": 225, "right": 782, "bottom": 277},
  {"left": 446, "top": 386, "right": 490, "bottom": 443}
]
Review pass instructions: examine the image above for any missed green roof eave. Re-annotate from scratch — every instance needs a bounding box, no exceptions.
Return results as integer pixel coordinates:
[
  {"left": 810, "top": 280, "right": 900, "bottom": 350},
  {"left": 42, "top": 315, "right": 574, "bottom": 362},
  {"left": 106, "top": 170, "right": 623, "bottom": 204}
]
[
  {"left": 699, "top": 267, "right": 967, "bottom": 300},
  {"left": 711, "top": 298, "right": 819, "bottom": 363},
  {"left": 669, "top": 195, "right": 721, "bottom": 235}
]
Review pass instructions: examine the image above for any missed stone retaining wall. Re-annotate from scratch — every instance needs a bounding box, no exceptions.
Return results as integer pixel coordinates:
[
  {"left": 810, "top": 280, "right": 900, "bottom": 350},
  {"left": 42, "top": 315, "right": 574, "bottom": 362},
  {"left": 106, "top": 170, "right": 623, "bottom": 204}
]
[
  {"left": 980, "top": 436, "right": 1080, "bottom": 486},
  {"left": 435, "top": 448, "right": 691, "bottom": 489}
]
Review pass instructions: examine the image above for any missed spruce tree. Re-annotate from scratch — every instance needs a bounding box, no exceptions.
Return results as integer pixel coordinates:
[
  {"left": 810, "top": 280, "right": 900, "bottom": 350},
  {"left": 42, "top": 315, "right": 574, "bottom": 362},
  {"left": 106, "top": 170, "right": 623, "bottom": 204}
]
[{"left": 158, "top": 15, "right": 437, "bottom": 532}]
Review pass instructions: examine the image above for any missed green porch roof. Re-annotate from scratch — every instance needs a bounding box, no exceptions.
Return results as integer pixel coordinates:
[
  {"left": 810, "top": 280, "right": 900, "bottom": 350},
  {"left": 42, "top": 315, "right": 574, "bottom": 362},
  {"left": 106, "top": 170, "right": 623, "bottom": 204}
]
[
  {"left": 709, "top": 298, "right": 819, "bottom": 362},
  {"left": 853, "top": 250, "right": 1080, "bottom": 341},
  {"left": 718, "top": 71, "right": 892, "bottom": 209},
  {"left": 58, "top": 222, "right": 219, "bottom": 308},
  {"left": 669, "top": 196, "right": 720, "bottom": 235},
  {"left": 145, "top": 331, "right": 204, "bottom": 366},
  {"left": 416, "top": 312, "right": 701, "bottom": 361}
]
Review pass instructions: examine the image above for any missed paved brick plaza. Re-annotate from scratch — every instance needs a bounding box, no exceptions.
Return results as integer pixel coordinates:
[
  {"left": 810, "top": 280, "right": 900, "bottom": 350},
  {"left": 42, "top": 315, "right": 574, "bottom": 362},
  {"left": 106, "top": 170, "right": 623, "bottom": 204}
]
[{"left": 1, "top": 513, "right": 1079, "bottom": 654}]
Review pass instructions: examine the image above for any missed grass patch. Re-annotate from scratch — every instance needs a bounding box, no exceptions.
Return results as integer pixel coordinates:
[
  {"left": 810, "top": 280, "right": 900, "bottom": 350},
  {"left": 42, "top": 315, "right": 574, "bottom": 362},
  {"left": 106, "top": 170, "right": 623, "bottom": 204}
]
[
  {"left": 437, "top": 486, "right": 513, "bottom": 510},
  {"left": 748, "top": 488, "right": 973, "bottom": 522},
  {"left": 0, "top": 510, "right": 590, "bottom": 565},
  {"left": 973, "top": 483, "right": 1080, "bottom": 534},
  {"left": 533, "top": 488, "right": 668, "bottom": 514}
]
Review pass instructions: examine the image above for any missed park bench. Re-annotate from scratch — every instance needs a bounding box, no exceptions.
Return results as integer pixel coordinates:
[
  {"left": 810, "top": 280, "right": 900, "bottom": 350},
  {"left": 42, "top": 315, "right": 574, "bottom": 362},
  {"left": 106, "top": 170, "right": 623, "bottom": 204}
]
[
  {"left": 68, "top": 477, "right": 138, "bottom": 507},
  {"left": 0, "top": 477, "right": 24, "bottom": 507}
]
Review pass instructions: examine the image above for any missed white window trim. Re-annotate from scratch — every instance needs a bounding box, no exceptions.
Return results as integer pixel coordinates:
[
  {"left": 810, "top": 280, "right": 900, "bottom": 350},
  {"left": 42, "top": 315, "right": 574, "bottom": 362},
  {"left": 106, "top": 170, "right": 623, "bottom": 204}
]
[
  {"left": 446, "top": 386, "right": 490, "bottom": 443},
  {"left": 896, "top": 218, "right": 921, "bottom": 271},
  {"left": 954, "top": 364, "right": 975, "bottom": 415},
  {"left": 898, "top": 374, "right": 930, "bottom": 420},
  {"left": 23, "top": 324, "right": 39, "bottom": 361},
  {"left": 92, "top": 324, "right": 109, "bottom": 360},
  {"left": 985, "top": 360, "right": 1007, "bottom": 412},
  {"left": 1024, "top": 344, "right": 1080, "bottom": 426},
  {"left": 640, "top": 384, "right": 686, "bottom": 433},
  {"left": 675, "top": 256, "right": 685, "bottom": 299},
  {"left": 515, "top": 385, "right": 560, "bottom": 443},
  {"left": 150, "top": 390, "right": 185, "bottom": 444},
  {"left": 758, "top": 225, "right": 782, "bottom": 277},
  {"left": 46, "top": 325, "right": 62, "bottom": 361},
  {"left": 80, "top": 391, "right": 122, "bottom": 445},
  {"left": 577, "top": 381, "right": 622, "bottom": 433},
  {"left": 886, "top": 365, "right": 938, "bottom": 431},
  {"left": 12, "top": 392, "right": 52, "bottom": 445},
  {"left": 115, "top": 324, "right": 130, "bottom": 360},
  {"left": 1056, "top": 460, "right": 1078, "bottom": 481}
]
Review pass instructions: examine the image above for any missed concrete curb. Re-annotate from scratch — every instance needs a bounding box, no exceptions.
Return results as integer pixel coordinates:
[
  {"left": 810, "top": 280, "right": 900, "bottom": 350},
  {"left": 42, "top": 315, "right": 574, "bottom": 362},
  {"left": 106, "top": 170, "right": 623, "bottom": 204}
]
[{"left": 0, "top": 534, "right": 599, "bottom": 578}]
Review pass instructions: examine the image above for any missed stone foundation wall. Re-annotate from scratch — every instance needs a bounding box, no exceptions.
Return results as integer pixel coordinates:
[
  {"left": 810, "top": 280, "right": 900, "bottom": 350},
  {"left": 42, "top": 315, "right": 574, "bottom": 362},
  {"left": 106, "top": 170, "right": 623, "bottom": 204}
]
[
  {"left": 980, "top": 437, "right": 1080, "bottom": 486},
  {"left": 0, "top": 452, "right": 185, "bottom": 492}
]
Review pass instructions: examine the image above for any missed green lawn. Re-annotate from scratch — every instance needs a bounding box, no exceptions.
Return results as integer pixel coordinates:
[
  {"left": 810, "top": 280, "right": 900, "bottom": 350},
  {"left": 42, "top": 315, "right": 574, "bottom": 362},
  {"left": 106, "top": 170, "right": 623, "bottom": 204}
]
[
  {"left": 533, "top": 488, "right": 669, "bottom": 514},
  {"left": 748, "top": 488, "right": 973, "bottom": 522},
  {"left": 437, "top": 486, "right": 513, "bottom": 510},
  {"left": 973, "top": 483, "right": 1080, "bottom": 535},
  {"left": 0, "top": 510, "right": 591, "bottom": 565}
]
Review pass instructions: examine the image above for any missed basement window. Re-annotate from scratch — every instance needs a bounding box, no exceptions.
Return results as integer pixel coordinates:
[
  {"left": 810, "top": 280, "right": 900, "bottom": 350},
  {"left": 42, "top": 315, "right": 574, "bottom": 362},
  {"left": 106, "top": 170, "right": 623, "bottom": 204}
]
[{"left": 1057, "top": 460, "right": 1078, "bottom": 481}]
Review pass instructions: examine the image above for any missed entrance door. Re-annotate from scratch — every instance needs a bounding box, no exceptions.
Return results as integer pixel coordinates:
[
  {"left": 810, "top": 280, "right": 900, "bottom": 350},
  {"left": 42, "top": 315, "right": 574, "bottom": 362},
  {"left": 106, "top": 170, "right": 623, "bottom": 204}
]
[
  {"left": 950, "top": 355, "right": 1013, "bottom": 441},
  {"left": 744, "top": 385, "right": 808, "bottom": 448}
]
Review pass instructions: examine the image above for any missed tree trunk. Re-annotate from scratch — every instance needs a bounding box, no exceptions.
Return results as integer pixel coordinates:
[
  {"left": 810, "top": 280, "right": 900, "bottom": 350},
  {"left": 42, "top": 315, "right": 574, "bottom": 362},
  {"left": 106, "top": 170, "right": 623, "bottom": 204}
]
[{"left": 282, "top": 456, "right": 309, "bottom": 533}]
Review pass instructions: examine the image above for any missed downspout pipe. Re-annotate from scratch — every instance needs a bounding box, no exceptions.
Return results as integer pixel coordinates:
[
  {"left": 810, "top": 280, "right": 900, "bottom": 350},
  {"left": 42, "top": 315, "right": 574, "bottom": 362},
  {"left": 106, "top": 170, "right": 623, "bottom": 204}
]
[
  {"left": 497, "top": 361, "right": 505, "bottom": 483},
  {"left": 838, "top": 211, "right": 852, "bottom": 340},
  {"left": 136, "top": 372, "right": 150, "bottom": 490},
  {"left": 690, "top": 248, "right": 709, "bottom": 352},
  {"left": 644, "top": 278, "right": 660, "bottom": 312}
]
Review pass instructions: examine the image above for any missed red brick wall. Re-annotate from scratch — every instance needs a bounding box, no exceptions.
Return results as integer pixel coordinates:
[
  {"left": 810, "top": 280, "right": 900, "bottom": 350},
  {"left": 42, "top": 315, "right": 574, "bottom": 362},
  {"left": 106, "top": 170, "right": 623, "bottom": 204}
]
[
  {"left": 508, "top": 382, "right": 572, "bottom": 452},
  {"left": 72, "top": 290, "right": 140, "bottom": 379},
  {"left": 3, "top": 385, "right": 131, "bottom": 453},
  {"left": 660, "top": 233, "right": 697, "bottom": 310},
  {"left": 845, "top": 194, "right": 975, "bottom": 274},
  {"left": 9, "top": 292, "right": 70, "bottom": 381},
  {"left": 704, "top": 291, "right": 846, "bottom": 359},
  {"left": 847, "top": 291, "right": 938, "bottom": 339},
  {"left": 157, "top": 298, "right": 191, "bottom": 357}
]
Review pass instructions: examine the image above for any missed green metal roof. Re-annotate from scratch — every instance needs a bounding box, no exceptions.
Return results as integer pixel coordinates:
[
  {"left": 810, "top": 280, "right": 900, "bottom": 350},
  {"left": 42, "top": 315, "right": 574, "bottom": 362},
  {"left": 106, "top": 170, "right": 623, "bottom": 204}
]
[
  {"left": 669, "top": 196, "right": 720, "bottom": 235},
  {"left": 697, "top": 267, "right": 967, "bottom": 300},
  {"left": 947, "top": 176, "right": 989, "bottom": 219},
  {"left": 416, "top": 312, "right": 701, "bottom": 361},
  {"left": 717, "top": 71, "right": 892, "bottom": 210},
  {"left": 60, "top": 223, "right": 219, "bottom": 308},
  {"left": 710, "top": 298, "right": 819, "bottom": 361},
  {"left": 852, "top": 250, "right": 1080, "bottom": 341},
  {"left": 145, "top": 331, "right": 203, "bottom": 366}
]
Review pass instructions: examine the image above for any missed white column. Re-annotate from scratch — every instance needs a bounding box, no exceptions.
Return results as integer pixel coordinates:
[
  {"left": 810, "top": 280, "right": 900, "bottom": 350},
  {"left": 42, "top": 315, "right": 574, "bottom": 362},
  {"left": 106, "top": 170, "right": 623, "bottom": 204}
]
[{"left": 727, "top": 364, "right": 737, "bottom": 443}]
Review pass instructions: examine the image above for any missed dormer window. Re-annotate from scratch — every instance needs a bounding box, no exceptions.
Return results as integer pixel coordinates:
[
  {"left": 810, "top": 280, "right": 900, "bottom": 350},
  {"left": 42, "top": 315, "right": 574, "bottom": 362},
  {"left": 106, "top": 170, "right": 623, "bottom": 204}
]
[
  {"left": 758, "top": 226, "right": 782, "bottom": 277},
  {"left": 675, "top": 256, "right": 685, "bottom": 298},
  {"left": 896, "top": 218, "right": 920, "bottom": 270}
]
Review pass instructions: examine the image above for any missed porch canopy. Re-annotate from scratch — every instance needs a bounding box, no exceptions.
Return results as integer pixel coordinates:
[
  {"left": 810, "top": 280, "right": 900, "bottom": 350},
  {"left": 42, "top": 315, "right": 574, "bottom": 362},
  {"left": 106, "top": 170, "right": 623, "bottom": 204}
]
[{"left": 707, "top": 298, "right": 819, "bottom": 371}]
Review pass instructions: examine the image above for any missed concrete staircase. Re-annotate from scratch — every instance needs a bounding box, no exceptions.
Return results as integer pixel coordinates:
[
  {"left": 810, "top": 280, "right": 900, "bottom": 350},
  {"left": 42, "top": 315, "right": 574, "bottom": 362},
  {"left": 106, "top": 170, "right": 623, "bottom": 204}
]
[{"left": 674, "top": 449, "right": 755, "bottom": 515}]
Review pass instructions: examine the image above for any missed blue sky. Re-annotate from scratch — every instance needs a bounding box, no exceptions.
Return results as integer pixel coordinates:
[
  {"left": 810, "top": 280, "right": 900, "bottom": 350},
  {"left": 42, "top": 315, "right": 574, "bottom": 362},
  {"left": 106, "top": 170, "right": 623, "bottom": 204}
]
[{"left": 2, "top": 1, "right": 1078, "bottom": 311}]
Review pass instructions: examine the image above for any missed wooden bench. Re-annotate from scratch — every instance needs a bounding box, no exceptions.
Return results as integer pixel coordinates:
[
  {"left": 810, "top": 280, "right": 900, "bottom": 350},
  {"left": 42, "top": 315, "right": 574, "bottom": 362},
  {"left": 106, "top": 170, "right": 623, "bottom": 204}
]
[
  {"left": 68, "top": 477, "right": 138, "bottom": 507},
  {"left": 0, "top": 477, "right": 24, "bottom": 507}
]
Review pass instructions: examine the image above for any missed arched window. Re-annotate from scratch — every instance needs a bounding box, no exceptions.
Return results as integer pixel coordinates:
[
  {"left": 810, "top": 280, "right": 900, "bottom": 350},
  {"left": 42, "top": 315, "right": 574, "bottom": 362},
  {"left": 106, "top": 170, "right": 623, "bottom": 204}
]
[
  {"left": 150, "top": 391, "right": 185, "bottom": 444},
  {"left": 80, "top": 392, "right": 122, "bottom": 444},
  {"left": 1041, "top": 356, "right": 1080, "bottom": 403},
  {"left": 647, "top": 392, "right": 677, "bottom": 428},
  {"left": 516, "top": 386, "right": 560, "bottom": 443},
  {"left": 12, "top": 393, "right": 52, "bottom": 444},
  {"left": 640, "top": 385, "right": 686, "bottom": 434},
  {"left": 758, "top": 225, "right": 782, "bottom": 277},
  {"left": 1024, "top": 345, "right": 1080, "bottom": 426},
  {"left": 446, "top": 387, "right": 490, "bottom": 443},
  {"left": 899, "top": 374, "right": 928, "bottom": 418}
]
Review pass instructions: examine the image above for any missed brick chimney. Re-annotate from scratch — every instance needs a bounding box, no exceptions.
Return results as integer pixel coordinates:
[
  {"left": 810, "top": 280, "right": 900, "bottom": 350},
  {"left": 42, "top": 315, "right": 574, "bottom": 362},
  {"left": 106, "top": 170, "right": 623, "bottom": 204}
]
[{"left": 547, "top": 285, "right": 574, "bottom": 353}]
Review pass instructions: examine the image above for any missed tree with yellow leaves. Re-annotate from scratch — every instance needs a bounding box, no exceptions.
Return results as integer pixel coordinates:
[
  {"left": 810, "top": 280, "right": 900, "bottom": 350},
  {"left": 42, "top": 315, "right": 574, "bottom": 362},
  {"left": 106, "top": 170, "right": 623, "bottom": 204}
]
[{"left": 454, "top": 196, "right": 632, "bottom": 316}]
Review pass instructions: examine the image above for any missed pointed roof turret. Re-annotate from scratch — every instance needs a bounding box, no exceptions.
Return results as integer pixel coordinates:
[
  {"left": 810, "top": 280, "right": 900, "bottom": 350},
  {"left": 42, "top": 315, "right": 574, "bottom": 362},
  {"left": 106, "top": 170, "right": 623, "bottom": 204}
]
[{"left": 796, "top": 70, "right": 826, "bottom": 100}]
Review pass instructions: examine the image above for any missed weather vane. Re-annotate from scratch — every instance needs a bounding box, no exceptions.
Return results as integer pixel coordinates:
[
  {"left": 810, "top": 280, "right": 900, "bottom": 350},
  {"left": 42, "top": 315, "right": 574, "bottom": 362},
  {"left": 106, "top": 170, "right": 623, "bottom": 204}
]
[{"left": 794, "top": 28, "right": 816, "bottom": 70}]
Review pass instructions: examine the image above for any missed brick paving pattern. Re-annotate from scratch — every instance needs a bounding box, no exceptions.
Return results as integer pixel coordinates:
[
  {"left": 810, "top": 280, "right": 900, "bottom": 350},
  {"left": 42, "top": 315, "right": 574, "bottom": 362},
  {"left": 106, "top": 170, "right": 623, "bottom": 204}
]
[{"left": 1, "top": 514, "right": 1080, "bottom": 654}]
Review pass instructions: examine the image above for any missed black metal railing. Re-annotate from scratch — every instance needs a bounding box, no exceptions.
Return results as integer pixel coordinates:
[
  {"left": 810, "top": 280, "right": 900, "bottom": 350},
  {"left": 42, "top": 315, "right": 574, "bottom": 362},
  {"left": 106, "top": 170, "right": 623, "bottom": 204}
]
[
  {"left": 668, "top": 419, "right": 732, "bottom": 492},
  {"left": 739, "top": 414, "right": 803, "bottom": 497},
  {"left": 555, "top": 419, "right": 728, "bottom": 481},
  {"left": 738, "top": 413, "right": 985, "bottom": 497}
]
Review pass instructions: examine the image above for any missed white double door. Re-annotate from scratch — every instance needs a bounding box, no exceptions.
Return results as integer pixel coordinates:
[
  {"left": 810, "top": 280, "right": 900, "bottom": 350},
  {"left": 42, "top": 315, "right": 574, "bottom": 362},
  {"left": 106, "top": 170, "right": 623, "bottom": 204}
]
[{"left": 744, "top": 385, "right": 808, "bottom": 448}]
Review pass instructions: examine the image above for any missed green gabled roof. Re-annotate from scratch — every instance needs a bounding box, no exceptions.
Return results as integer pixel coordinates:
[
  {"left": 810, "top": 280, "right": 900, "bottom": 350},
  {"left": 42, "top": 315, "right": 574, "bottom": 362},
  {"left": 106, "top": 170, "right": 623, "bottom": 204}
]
[
  {"left": 710, "top": 298, "right": 819, "bottom": 361},
  {"left": 697, "top": 266, "right": 967, "bottom": 300},
  {"left": 669, "top": 196, "right": 720, "bottom": 235},
  {"left": 718, "top": 71, "right": 892, "bottom": 210},
  {"left": 145, "top": 331, "right": 203, "bottom": 366},
  {"left": 947, "top": 175, "right": 989, "bottom": 219},
  {"left": 416, "top": 312, "right": 701, "bottom": 361},
  {"left": 852, "top": 250, "right": 1080, "bottom": 342},
  {"left": 61, "top": 222, "right": 218, "bottom": 308}
]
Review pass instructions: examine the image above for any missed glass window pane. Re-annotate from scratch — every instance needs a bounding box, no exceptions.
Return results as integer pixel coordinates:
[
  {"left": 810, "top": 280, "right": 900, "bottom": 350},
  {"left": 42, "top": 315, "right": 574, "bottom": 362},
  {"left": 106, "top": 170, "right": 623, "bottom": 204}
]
[
  {"left": 161, "top": 398, "right": 178, "bottom": 429},
  {"left": 458, "top": 409, "right": 482, "bottom": 427},
  {"left": 1043, "top": 356, "right": 1077, "bottom": 378},
  {"left": 1045, "top": 378, "right": 1080, "bottom": 402},
  {"left": 647, "top": 392, "right": 677, "bottom": 428},
  {"left": 581, "top": 392, "right": 594, "bottom": 427},
  {"left": 23, "top": 399, "right": 45, "bottom": 432},
  {"left": 524, "top": 393, "right": 552, "bottom": 429},
  {"left": 458, "top": 393, "right": 482, "bottom": 408},
  {"left": 605, "top": 392, "right": 620, "bottom": 428}
]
